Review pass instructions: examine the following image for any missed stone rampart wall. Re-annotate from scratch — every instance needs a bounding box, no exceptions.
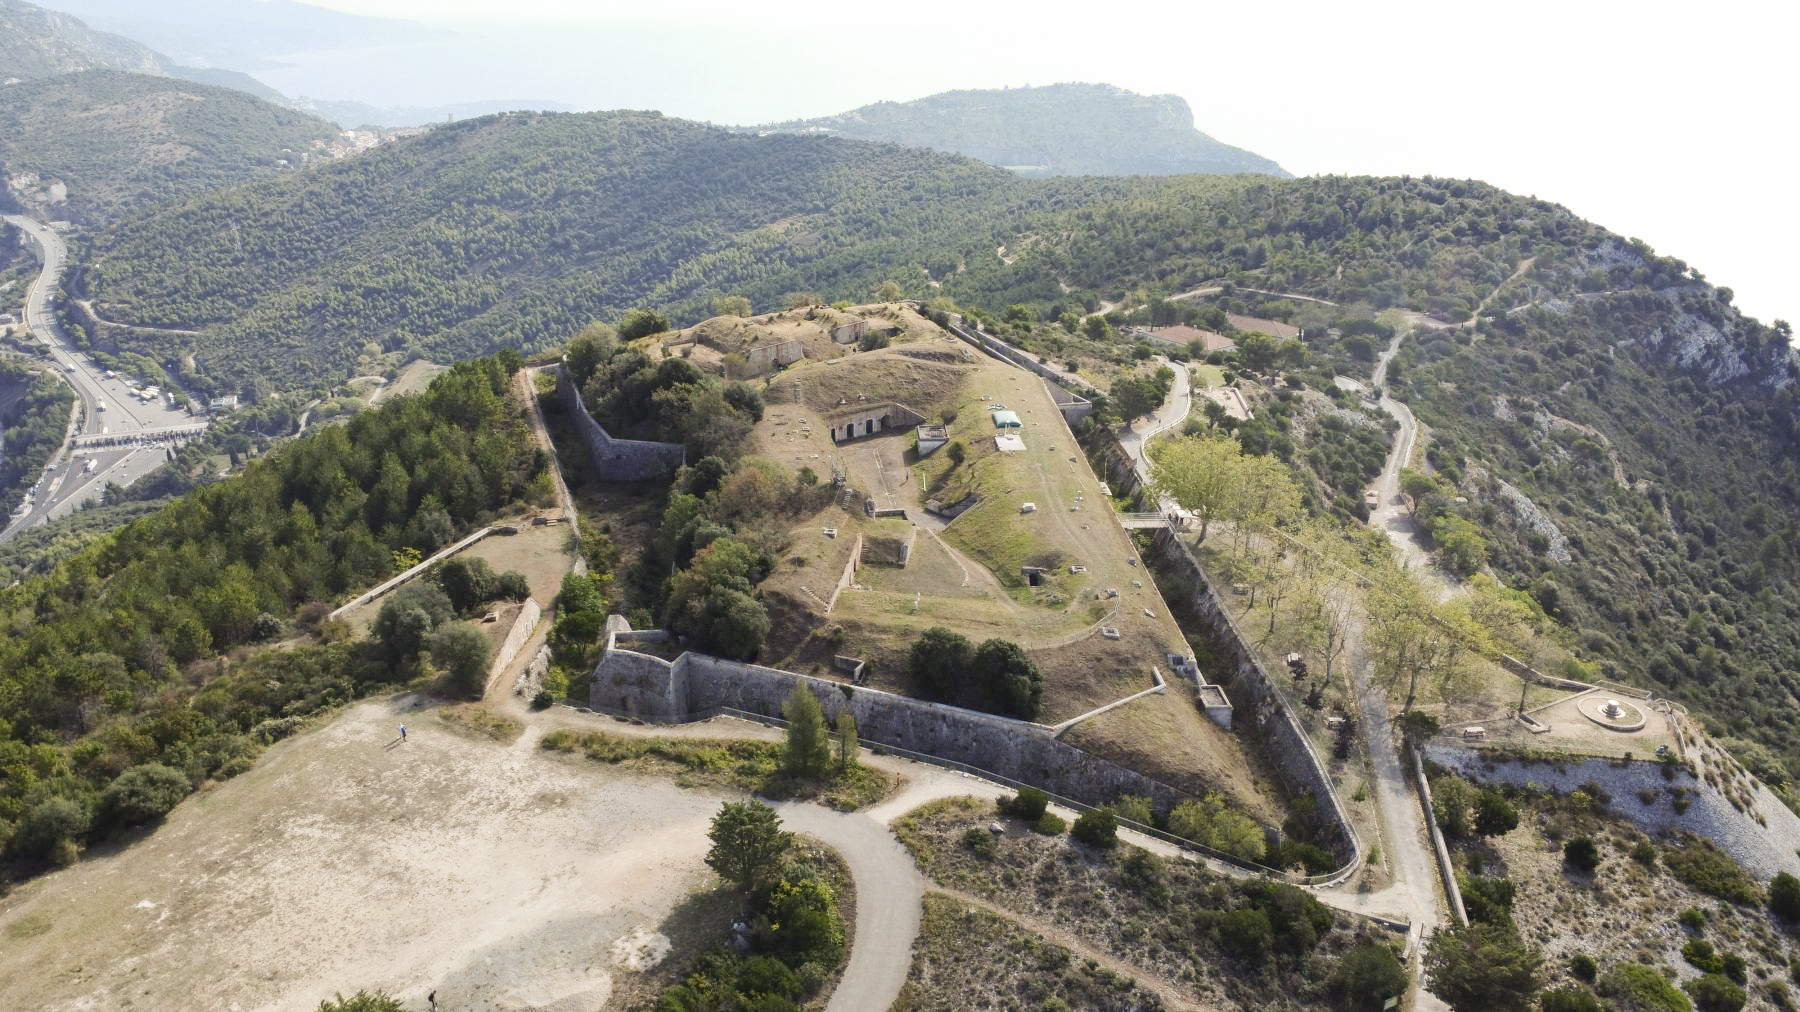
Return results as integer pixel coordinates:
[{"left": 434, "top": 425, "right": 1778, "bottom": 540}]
[
  {"left": 555, "top": 366, "right": 686, "bottom": 481},
  {"left": 943, "top": 319, "right": 1093, "bottom": 425},
  {"left": 484, "top": 599, "right": 542, "bottom": 694},
  {"left": 1423, "top": 742, "right": 1800, "bottom": 878},
  {"left": 824, "top": 534, "right": 862, "bottom": 614},
  {"left": 1147, "top": 524, "right": 1359, "bottom": 865},
  {"left": 589, "top": 642, "right": 1193, "bottom": 812}
]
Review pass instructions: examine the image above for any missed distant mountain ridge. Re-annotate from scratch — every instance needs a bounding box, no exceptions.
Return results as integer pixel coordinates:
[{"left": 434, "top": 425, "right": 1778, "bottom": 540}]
[
  {"left": 0, "top": 0, "right": 162, "bottom": 79},
  {"left": 751, "top": 83, "right": 1289, "bottom": 179}
]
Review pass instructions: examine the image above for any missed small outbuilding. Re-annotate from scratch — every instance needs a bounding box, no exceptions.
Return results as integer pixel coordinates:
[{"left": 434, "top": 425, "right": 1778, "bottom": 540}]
[{"left": 915, "top": 424, "right": 949, "bottom": 456}]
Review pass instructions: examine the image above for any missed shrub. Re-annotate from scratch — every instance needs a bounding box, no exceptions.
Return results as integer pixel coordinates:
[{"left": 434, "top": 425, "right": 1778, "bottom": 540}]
[
  {"left": 1000, "top": 788, "right": 1048, "bottom": 821},
  {"left": 759, "top": 878, "right": 845, "bottom": 968},
  {"left": 1770, "top": 872, "right": 1800, "bottom": 922},
  {"left": 99, "top": 762, "right": 192, "bottom": 829},
  {"left": 427, "top": 622, "right": 492, "bottom": 697},
  {"left": 1600, "top": 962, "right": 1692, "bottom": 1012},
  {"left": 1685, "top": 973, "right": 1747, "bottom": 1012},
  {"left": 1071, "top": 809, "right": 1118, "bottom": 848},
  {"left": 1218, "top": 906, "right": 1273, "bottom": 964},
  {"left": 1541, "top": 988, "right": 1604, "bottom": 1012},
  {"left": 1332, "top": 942, "right": 1408, "bottom": 1010},
  {"left": 1460, "top": 874, "right": 1518, "bottom": 928},
  {"left": 1107, "top": 794, "right": 1154, "bottom": 826},
  {"left": 1473, "top": 788, "right": 1520, "bottom": 837},
  {"left": 316, "top": 991, "right": 405, "bottom": 1011},
  {"left": 1564, "top": 836, "right": 1602, "bottom": 874},
  {"left": 1632, "top": 841, "right": 1659, "bottom": 866},
  {"left": 531, "top": 689, "right": 554, "bottom": 709},
  {"left": 1032, "top": 812, "right": 1066, "bottom": 836},
  {"left": 494, "top": 571, "right": 531, "bottom": 601},
  {"left": 1571, "top": 953, "right": 1599, "bottom": 982},
  {"left": 1683, "top": 938, "right": 1723, "bottom": 974},
  {"left": 1168, "top": 793, "right": 1266, "bottom": 863},
  {"left": 961, "top": 826, "right": 998, "bottom": 859},
  {"left": 9, "top": 797, "right": 88, "bottom": 863},
  {"left": 1720, "top": 953, "right": 1746, "bottom": 985},
  {"left": 1663, "top": 836, "right": 1761, "bottom": 905}
]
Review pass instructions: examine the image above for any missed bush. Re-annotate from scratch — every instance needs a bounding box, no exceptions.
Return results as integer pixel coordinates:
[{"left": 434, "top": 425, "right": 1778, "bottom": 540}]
[
  {"left": 961, "top": 826, "right": 998, "bottom": 859},
  {"left": 1571, "top": 953, "right": 1599, "bottom": 982},
  {"left": 1107, "top": 794, "right": 1154, "bottom": 826},
  {"left": 1032, "top": 812, "right": 1066, "bottom": 836},
  {"left": 427, "top": 622, "right": 492, "bottom": 697},
  {"left": 99, "top": 762, "right": 192, "bottom": 828},
  {"left": 1770, "top": 872, "right": 1800, "bottom": 922},
  {"left": 1000, "top": 787, "right": 1048, "bottom": 821},
  {"left": 1168, "top": 793, "right": 1266, "bottom": 863},
  {"left": 9, "top": 797, "right": 90, "bottom": 863},
  {"left": 1685, "top": 973, "right": 1747, "bottom": 1012},
  {"left": 1683, "top": 938, "right": 1723, "bottom": 974},
  {"left": 1540, "top": 988, "right": 1604, "bottom": 1012},
  {"left": 1218, "top": 906, "right": 1273, "bottom": 964},
  {"left": 1631, "top": 841, "right": 1659, "bottom": 865},
  {"left": 1600, "top": 962, "right": 1692, "bottom": 1012},
  {"left": 1663, "top": 836, "right": 1761, "bottom": 905},
  {"left": 1332, "top": 943, "right": 1408, "bottom": 1010},
  {"left": 494, "top": 571, "right": 531, "bottom": 601},
  {"left": 531, "top": 689, "right": 554, "bottom": 709},
  {"left": 1071, "top": 809, "right": 1118, "bottom": 848},
  {"left": 1564, "top": 836, "right": 1602, "bottom": 874}
]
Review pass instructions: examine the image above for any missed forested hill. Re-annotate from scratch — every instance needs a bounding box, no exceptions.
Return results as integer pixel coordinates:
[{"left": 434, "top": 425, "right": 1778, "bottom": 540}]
[
  {"left": 752, "top": 84, "right": 1289, "bottom": 178},
  {"left": 75, "top": 110, "right": 1575, "bottom": 398},
  {"left": 0, "top": 70, "right": 338, "bottom": 225},
  {"left": 75, "top": 109, "right": 1083, "bottom": 393},
  {"left": 0, "top": 0, "right": 161, "bottom": 79}
]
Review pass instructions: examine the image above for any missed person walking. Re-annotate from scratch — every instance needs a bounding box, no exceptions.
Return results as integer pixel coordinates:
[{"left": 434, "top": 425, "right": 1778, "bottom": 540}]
[{"left": 399, "top": 724, "right": 408, "bottom": 742}]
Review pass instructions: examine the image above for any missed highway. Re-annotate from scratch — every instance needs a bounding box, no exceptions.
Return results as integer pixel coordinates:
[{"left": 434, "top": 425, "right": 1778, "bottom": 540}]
[{"left": 2, "top": 215, "right": 208, "bottom": 541}]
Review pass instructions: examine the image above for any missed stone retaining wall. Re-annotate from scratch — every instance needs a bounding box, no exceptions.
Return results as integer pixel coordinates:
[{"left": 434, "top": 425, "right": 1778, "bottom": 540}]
[
  {"left": 943, "top": 319, "right": 1093, "bottom": 425},
  {"left": 555, "top": 366, "right": 686, "bottom": 481},
  {"left": 1147, "top": 524, "right": 1360, "bottom": 865},
  {"left": 1423, "top": 742, "right": 1800, "bottom": 878},
  {"left": 484, "top": 598, "right": 542, "bottom": 695},
  {"left": 590, "top": 632, "right": 1193, "bottom": 813}
]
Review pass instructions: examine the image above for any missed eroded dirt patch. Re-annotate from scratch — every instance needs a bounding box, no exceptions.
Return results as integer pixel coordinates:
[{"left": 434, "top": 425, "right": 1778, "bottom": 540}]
[{"left": 0, "top": 698, "right": 732, "bottom": 1012}]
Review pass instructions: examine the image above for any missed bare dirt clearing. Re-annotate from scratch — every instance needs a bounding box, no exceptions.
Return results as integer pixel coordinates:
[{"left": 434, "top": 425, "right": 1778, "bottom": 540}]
[{"left": 0, "top": 698, "right": 730, "bottom": 1012}]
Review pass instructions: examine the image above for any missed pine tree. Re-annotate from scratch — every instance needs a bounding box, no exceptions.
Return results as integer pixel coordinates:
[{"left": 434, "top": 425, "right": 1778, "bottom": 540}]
[
  {"left": 782, "top": 682, "right": 831, "bottom": 778},
  {"left": 835, "top": 711, "right": 859, "bottom": 771}
]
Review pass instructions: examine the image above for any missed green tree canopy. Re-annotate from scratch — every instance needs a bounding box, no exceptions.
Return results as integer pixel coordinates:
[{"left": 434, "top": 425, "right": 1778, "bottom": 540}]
[
  {"left": 99, "top": 762, "right": 191, "bottom": 829},
  {"left": 428, "top": 622, "right": 492, "bottom": 697},
  {"left": 705, "top": 800, "right": 792, "bottom": 893},
  {"left": 1423, "top": 923, "right": 1543, "bottom": 1012},
  {"left": 781, "top": 683, "right": 831, "bottom": 779},
  {"left": 909, "top": 626, "right": 972, "bottom": 700}
]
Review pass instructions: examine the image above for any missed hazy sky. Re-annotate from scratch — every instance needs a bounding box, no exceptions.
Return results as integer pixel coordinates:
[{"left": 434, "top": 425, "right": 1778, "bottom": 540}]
[{"left": 278, "top": 0, "right": 1797, "bottom": 326}]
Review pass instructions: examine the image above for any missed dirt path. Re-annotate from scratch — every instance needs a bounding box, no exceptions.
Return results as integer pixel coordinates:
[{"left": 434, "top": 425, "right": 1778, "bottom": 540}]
[{"left": 931, "top": 888, "right": 1210, "bottom": 1010}]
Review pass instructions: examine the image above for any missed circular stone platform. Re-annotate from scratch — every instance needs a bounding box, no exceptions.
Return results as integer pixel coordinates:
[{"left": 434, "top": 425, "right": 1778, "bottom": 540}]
[{"left": 1578, "top": 695, "right": 1647, "bottom": 732}]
